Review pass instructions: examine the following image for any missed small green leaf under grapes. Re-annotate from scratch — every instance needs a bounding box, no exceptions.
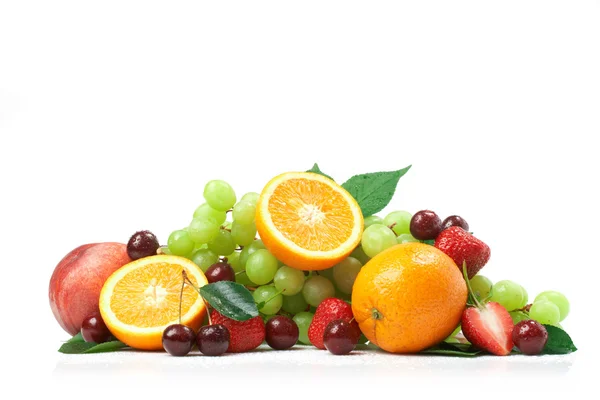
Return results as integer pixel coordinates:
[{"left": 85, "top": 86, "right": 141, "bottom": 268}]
[
  {"left": 421, "top": 342, "right": 481, "bottom": 357},
  {"left": 58, "top": 340, "right": 127, "bottom": 354},
  {"left": 542, "top": 325, "right": 577, "bottom": 354}
]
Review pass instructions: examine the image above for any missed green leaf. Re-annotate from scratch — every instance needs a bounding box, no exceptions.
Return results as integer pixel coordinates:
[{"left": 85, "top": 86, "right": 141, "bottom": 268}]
[
  {"left": 84, "top": 341, "right": 128, "bottom": 354},
  {"left": 200, "top": 281, "right": 259, "bottom": 321},
  {"left": 421, "top": 342, "right": 481, "bottom": 357},
  {"left": 341, "top": 165, "right": 411, "bottom": 217},
  {"left": 58, "top": 340, "right": 127, "bottom": 354},
  {"left": 542, "top": 325, "right": 577, "bottom": 354},
  {"left": 306, "top": 163, "right": 334, "bottom": 181},
  {"left": 58, "top": 341, "right": 96, "bottom": 354},
  {"left": 66, "top": 332, "right": 85, "bottom": 343}
]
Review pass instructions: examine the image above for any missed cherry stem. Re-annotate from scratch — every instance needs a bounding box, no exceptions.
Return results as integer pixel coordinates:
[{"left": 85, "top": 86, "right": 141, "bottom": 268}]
[
  {"left": 462, "top": 262, "right": 483, "bottom": 309},
  {"left": 179, "top": 270, "right": 186, "bottom": 325},
  {"left": 182, "top": 270, "right": 212, "bottom": 324}
]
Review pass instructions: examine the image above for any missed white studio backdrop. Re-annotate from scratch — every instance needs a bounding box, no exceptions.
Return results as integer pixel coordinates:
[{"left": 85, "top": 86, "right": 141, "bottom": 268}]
[{"left": 0, "top": 1, "right": 599, "bottom": 398}]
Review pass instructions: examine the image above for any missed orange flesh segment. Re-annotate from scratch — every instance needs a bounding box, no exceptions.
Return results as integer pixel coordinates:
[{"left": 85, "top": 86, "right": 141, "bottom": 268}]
[
  {"left": 110, "top": 262, "right": 200, "bottom": 328},
  {"left": 268, "top": 178, "right": 355, "bottom": 251}
]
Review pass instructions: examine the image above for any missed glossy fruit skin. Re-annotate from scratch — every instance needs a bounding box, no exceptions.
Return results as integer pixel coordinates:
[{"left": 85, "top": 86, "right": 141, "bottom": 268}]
[
  {"left": 512, "top": 320, "right": 548, "bottom": 355},
  {"left": 127, "top": 231, "right": 160, "bottom": 260},
  {"left": 351, "top": 243, "right": 467, "bottom": 353},
  {"left": 196, "top": 324, "right": 230, "bottom": 356},
  {"left": 81, "top": 314, "right": 112, "bottom": 343},
  {"left": 308, "top": 298, "right": 360, "bottom": 350},
  {"left": 441, "top": 216, "right": 469, "bottom": 232},
  {"left": 265, "top": 316, "right": 299, "bottom": 350},
  {"left": 434, "top": 227, "right": 491, "bottom": 279},
  {"left": 210, "top": 310, "right": 265, "bottom": 353},
  {"left": 49, "top": 242, "right": 131, "bottom": 335},
  {"left": 324, "top": 319, "right": 359, "bottom": 355},
  {"left": 162, "top": 324, "right": 196, "bottom": 357},
  {"left": 461, "top": 302, "right": 514, "bottom": 356},
  {"left": 205, "top": 262, "right": 236, "bottom": 283},
  {"left": 409, "top": 210, "right": 442, "bottom": 240}
]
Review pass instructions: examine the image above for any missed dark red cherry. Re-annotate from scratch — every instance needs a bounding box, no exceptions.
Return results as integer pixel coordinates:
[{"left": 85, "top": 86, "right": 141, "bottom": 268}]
[
  {"left": 196, "top": 324, "right": 230, "bottom": 356},
  {"left": 162, "top": 324, "right": 195, "bottom": 356},
  {"left": 81, "top": 314, "right": 112, "bottom": 343},
  {"left": 265, "top": 316, "right": 299, "bottom": 350}
]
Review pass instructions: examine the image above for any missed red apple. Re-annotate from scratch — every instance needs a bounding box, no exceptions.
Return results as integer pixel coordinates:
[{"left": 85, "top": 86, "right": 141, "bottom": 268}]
[{"left": 49, "top": 242, "right": 131, "bottom": 335}]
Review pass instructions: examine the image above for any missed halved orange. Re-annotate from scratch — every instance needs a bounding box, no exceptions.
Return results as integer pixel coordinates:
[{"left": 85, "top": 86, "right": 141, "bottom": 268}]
[
  {"left": 256, "top": 172, "right": 363, "bottom": 270},
  {"left": 99, "top": 255, "right": 208, "bottom": 350}
]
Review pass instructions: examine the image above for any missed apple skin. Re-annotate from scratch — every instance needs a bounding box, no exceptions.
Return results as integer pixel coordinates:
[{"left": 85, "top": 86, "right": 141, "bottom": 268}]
[{"left": 49, "top": 242, "right": 131, "bottom": 335}]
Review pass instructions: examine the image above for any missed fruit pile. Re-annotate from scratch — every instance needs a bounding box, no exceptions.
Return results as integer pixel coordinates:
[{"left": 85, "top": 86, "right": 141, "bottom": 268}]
[{"left": 50, "top": 164, "right": 577, "bottom": 357}]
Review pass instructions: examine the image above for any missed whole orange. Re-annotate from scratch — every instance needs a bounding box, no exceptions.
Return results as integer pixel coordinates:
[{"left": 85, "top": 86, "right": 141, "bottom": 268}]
[{"left": 351, "top": 242, "right": 467, "bottom": 353}]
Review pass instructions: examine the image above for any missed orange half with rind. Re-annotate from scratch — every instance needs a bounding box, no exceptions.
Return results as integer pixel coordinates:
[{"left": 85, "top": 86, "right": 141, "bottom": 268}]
[
  {"left": 99, "top": 255, "right": 208, "bottom": 350},
  {"left": 256, "top": 172, "right": 363, "bottom": 270}
]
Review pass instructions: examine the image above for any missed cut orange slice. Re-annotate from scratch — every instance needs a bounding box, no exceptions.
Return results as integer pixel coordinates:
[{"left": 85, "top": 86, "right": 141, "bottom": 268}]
[
  {"left": 256, "top": 172, "right": 363, "bottom": 270},
  {"left": 99, "top": 255, "right": 208, "bottom": 350}
]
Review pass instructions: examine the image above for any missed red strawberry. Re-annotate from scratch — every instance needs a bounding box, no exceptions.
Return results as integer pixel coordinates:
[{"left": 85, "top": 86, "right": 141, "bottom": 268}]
[
  {"left": 210, "top": 310, "right": 265, "bottom": 353},
  {"left": 308, "top": 298, "right": 360, "bottom": 349},
  {"left": 434, "top": 226, "right": 491, "bottom": 279},
  {"left": 461, "top": 301, "right": 514, "bottom": 356}
]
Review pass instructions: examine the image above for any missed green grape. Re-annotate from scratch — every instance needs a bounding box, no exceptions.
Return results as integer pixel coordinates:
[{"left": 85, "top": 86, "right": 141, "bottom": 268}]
[
  {"left": 470, "top": 275, "right": 492, "bottom": 299},
  {"left": 293, "top": 312, "right": 314, "bottom": 345},
  {"left": 534, "top": 291, "right": 569, "bottom": 321},
  {"left": 239, "top": 240, "right": 266, "bottom": 266},
  {"left": 317, "top": 267, "right": 334, "bottom": 281},
  {"left": 167, "top": 230, "right": 194, "bottom": 256},
  {"left": 529, "top": 300, "right": 561, "bottom": 325},
  {"left": 489, "top": 280, "right": 524, "bottom": 311},
  {"left": 302, "top": 275, "right": 335, "bottom": 307},
  {"left": 383, "top": 210, "right": 412, "bottom": 235},
  {"left": 203, "top": 180, "right": 236, "bottom": 211},
  {"left": 190, "top": 248, "right": 219, "bottom": 272},
  {"left": 193, "top": 243, "right": 208, "bottom": 251},
  {"left": 253, "top": 285, "right": 283, "bottom": 315},
  {"left": 226, "top": 251, "right": 243, "bottom": 273},
  {"left": 207, "top": 229, "right": 235, "bottom": 256},
  {"left": 274, "top": 266, "right": 305, "bottom": 296},
  {"left": 350, "top": 246, "right": 370, "bottom": 264},
  {"left": 188, "top": 217, "right": 220, "bottom": 244},
  {"left": 245, "top": 249, "right": 279, "bottom": 285},
  {"left": 333, "top": 257, "right": 362, "bottom": 294},
  {"left": 510, "top": 311, "right": 530, "bottom": 325},
  {"left": 282, "top": 292, "right": 308, "bottom": 314},
  {"left": 361, "top": 224, "right": 397, "bottom": 258},
  {"left": 397, "top": 233, "right": 419, "bottom": 244},
  {"left": 232, "top": 200, "right": 256, "bottom": 225},
  {"left": 241, "top": 192, "right": 260, "bottom": 205},
  {"left": 158, "top": 246, "right": 172, "bottom": 255},
  {"left": 519, "top": 285, "right": 529, "bottom": 309},
  {"left": 193, "top": 203, "right": 227, "bottom": 225},
  {"left": 236, "top": 271, "right": 253, "bottom": 286},
  {"left": 334, "top": 289, "right": 351, "bottom": 301},
  {"left": 231, "top": 221, "right": 257, "bottom": 246},
  {"left": 364, "top": 215, "right": 384, "bottom": 229}
]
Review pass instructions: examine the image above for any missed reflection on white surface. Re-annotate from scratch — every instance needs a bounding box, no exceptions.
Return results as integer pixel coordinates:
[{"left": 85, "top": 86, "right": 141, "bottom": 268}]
[
  {"left": 53, "top": 345, "right": 576, "bottom": 381},
  {"left": 45, "top": 345, "right": 589, "bottom": 400}
]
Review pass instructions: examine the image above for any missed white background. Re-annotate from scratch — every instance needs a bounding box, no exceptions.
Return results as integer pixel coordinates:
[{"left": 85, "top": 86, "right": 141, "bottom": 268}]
[{"left": 1, "top": 1, "right": 599, "bottom": 398}]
